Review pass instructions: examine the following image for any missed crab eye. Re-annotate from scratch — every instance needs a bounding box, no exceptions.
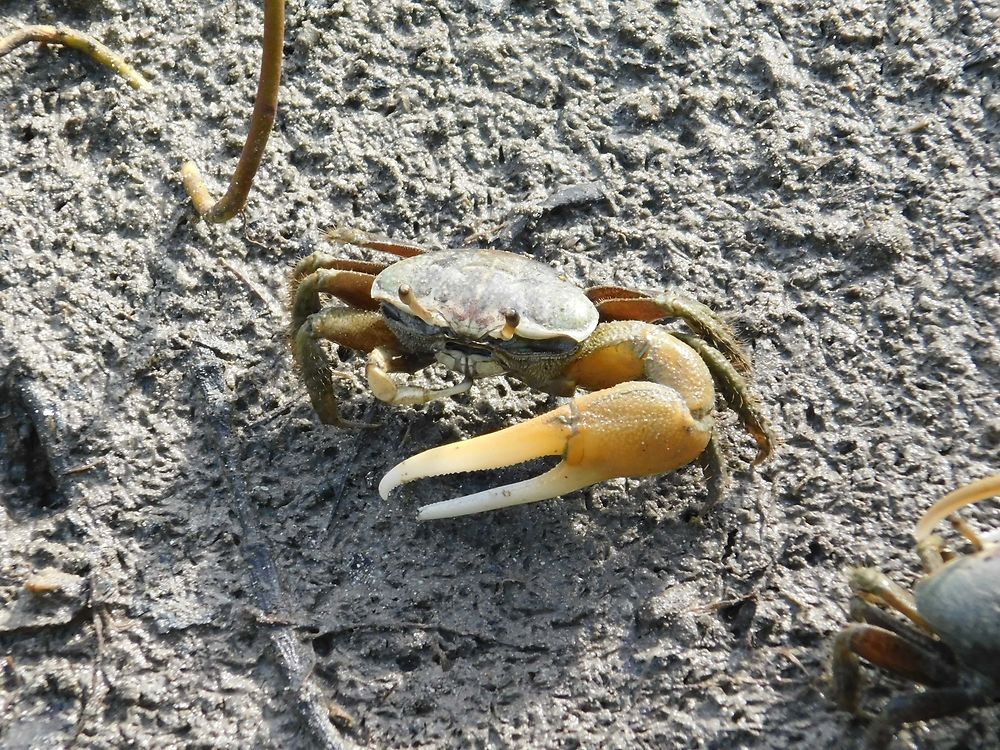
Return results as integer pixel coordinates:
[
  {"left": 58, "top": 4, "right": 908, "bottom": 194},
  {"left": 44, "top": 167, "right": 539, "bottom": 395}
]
[
  {"left": 500, "top": 308, "right": 520, "bottom": 340},
  {"left": 395, "top": 284, "right": 437, "bottom": 323}
]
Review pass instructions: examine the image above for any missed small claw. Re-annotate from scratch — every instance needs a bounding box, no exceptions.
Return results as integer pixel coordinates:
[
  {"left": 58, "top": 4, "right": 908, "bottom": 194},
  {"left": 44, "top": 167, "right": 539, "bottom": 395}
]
[{"left": 379, "top": 381, "right": 713, "bottom": 520}]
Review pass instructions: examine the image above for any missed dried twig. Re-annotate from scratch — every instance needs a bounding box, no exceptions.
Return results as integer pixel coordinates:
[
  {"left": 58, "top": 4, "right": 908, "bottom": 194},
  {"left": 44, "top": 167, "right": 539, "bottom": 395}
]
[
  {"left": 180, "top": 0, "right": 285, "bottom": 223},
  {"left": 0, "top": 25, "right": 149, "bottom": 90}
]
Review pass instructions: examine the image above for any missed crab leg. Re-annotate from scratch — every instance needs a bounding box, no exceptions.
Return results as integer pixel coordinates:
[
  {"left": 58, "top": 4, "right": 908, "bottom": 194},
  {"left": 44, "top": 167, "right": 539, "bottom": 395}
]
[
  {"left": 831, "top": 624, "right": 959, "bottom": 712},
  {"left": 587, "top": 287, "right": 751, "bottom": 374},
  {"left": 325, "top": 227, "right": 428, "bottom": 258},
  {"left": 379, "top": 381, "right": 713, "bottom": 520},
  {"left": 293, "top": 308, "right": 399, "bottom": 426},
  {"left": 671, "top": 332, "right": 774, "bottom": 464},
  {"left": 913, "top": 473, "right": 1000, "bottom": 543},
  {"left": 289, "top": 266, "right": 382, "bottom": 331},
  {"left": 847, "top": 567, "right": 933, "bottom": 633}
]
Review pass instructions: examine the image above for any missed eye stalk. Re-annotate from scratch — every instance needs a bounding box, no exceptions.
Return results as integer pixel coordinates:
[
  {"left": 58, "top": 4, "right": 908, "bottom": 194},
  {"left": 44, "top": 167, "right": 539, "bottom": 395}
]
[
  {"left": 397, "top": 284, "right": 435, "bottom": 323},
  {"left": 500, "top": 308, "right": 520, "bottom": 340}
]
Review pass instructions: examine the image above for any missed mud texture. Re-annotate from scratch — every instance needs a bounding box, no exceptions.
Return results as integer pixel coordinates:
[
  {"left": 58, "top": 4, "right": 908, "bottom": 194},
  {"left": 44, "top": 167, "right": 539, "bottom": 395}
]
[{"left": 1, "top": 1, "right": 998, "bottom": 748}]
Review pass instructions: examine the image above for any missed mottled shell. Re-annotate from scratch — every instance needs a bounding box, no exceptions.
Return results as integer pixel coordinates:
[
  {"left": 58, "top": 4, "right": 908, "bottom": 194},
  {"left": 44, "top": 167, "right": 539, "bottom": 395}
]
[
  {"left": 371, "top": 248, "right": 599, "bottom": 341},
  {"left": 915, "top": 547, "right": 1000, "bottom": 678}
]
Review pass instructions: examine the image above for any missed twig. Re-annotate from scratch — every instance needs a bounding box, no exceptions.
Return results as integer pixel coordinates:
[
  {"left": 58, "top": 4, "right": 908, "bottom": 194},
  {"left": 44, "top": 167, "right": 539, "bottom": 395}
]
[
  {"left": 180, "top": 0, "right": 285, "bottom": 223},
  {"left": 0, "top": 25, "right": 148, "bottom": 90}
]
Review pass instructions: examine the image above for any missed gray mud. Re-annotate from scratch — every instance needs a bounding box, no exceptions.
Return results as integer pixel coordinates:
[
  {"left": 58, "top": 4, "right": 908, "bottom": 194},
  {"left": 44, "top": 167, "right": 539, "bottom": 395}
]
[{"left": 1, "top": 1, "right": 997, "bottom": 748}]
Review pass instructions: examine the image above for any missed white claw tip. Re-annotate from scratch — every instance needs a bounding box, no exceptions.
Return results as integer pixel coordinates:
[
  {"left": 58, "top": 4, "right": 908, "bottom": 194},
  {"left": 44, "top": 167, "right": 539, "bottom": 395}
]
[{"left": 378, "top": 464, "right": 406, "bottom": 500}]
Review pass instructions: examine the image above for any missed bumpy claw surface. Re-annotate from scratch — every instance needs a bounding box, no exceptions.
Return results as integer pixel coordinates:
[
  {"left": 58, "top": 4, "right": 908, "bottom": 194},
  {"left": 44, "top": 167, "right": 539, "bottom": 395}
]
[{"left": 379, "top": 381, "right": 713, "bottom": 520}]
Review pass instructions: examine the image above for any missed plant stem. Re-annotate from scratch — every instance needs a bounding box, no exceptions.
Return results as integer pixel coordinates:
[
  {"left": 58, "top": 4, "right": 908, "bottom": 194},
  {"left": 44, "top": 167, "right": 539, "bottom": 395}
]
[{"left": 180, "top": 0, "right": 285, "bottom": 223}]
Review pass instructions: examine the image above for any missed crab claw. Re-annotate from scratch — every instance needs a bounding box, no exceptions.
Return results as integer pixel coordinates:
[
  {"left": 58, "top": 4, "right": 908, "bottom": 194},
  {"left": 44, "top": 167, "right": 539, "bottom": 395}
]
[{"left": 379, "top": 381, "right": 714, "bottom": 520}]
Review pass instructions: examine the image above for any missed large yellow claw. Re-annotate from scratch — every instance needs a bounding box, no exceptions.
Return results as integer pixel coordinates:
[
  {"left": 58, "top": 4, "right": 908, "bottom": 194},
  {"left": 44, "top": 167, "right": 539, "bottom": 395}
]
[{"left": 379, "top": 381, "right": 714, "bottom": 520}]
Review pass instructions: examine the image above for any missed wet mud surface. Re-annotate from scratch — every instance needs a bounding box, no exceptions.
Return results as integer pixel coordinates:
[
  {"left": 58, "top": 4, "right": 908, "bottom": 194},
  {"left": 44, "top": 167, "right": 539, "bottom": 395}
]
[{"left": 1, "top": 1, "right": 998, "bottom": 748}]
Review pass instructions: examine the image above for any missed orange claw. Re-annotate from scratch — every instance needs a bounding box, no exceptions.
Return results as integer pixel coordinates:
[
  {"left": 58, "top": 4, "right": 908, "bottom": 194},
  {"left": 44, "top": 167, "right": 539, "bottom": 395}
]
[{"left": 379, "top": 381, "right": 714, "bottom": 520}]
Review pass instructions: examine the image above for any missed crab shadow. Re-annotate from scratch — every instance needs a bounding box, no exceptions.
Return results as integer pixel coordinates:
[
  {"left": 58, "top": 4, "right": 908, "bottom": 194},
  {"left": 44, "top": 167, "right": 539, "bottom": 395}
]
[{"left": 230, "top": 383, "right": 792, "bottom": 745}]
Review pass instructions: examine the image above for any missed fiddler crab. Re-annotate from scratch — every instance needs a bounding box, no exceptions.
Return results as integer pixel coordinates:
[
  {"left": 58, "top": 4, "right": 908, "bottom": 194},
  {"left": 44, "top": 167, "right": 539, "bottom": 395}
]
[
  {"left": 832, "top": 474, "right": 1000, "bottom": 748},
  {"left": 289, "top": 228, "right": 775, "bottom": 521}
]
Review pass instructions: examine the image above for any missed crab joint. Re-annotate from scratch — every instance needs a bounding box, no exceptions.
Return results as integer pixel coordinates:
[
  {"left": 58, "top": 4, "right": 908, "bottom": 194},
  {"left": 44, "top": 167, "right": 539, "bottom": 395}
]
[{"left": 379, "top": 381, "right": 713, "bottom": 520}]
